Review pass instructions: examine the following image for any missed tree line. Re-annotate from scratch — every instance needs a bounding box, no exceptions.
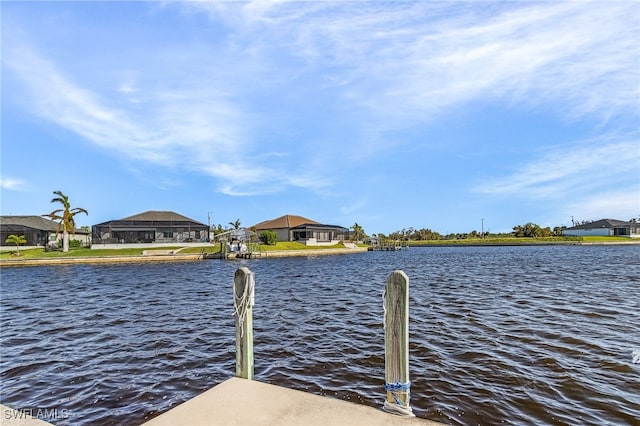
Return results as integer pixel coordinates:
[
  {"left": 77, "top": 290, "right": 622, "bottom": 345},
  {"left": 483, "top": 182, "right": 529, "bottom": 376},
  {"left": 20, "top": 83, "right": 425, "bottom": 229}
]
[{"left": 358, "top": 222, "right": 573, "bottom": 241}]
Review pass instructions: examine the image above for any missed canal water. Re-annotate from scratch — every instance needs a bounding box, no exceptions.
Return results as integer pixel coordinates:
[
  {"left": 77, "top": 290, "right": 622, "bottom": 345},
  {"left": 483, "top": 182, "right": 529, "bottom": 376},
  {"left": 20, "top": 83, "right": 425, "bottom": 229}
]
[{"left": 1, "top": 245, "right": 639, "bottom": 425}]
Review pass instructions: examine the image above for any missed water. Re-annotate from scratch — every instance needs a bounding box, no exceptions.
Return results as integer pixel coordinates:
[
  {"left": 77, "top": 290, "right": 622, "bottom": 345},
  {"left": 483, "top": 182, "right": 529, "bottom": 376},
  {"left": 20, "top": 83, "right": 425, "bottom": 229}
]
[{"left": 1, "top": 245, "right": 639, "bottom": 425}]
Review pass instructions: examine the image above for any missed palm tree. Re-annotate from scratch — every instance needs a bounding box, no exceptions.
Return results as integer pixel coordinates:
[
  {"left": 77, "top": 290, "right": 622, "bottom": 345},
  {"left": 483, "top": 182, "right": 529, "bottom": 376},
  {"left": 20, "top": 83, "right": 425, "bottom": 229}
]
[
  {"left": 351, "top": 222, "right": 365, "bottom": 242},
  {"left": 5, "top": 234, "right": 26, "bottom": 256},
  {"left": 44, "top": 190, "right": 88, "bottom": 253},
  {"left": 228, "top": 219, "right": 241, "bottom": 230}
]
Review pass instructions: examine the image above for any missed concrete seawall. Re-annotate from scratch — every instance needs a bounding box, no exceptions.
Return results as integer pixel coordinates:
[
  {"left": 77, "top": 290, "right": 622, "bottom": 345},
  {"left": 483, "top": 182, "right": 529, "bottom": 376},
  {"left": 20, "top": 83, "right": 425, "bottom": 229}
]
[
  {"left": 0, "top": 247, "right": 369, "bottom": 267},
  {"left": 142, "top": 377, "right": 442, "bottom": 426},
  {"left": 258, "top": 247, "right": 368, "bottom": 257},
  {"left": 0, "top": 254, "right": 205, "bottom": 267}
]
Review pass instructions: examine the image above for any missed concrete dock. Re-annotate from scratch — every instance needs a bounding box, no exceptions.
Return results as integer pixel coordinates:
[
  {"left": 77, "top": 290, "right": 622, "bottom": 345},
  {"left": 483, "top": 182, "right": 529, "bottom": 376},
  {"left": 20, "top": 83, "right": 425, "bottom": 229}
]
[
  {"left": 1, "top": 379, "right": 442, "bottom": 426},
  {"left": 143, "top": 377, "right": 442, "bottom": 426}
]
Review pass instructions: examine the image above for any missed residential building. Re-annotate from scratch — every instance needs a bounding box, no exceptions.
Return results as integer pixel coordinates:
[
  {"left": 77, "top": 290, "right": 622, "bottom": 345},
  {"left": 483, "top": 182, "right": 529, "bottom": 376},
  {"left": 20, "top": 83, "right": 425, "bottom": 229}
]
[
  {"left": 252, "top": 214, "right": 349, "bottom": 246},
  {"left": 563, "top": 218, "right": 640, "bottom": 238},
  {"left": 0, "top": 215, "right": 91, "bottom": 247},
  {"left": 92, "top": 211, "right": 209, "bottom": 244}
]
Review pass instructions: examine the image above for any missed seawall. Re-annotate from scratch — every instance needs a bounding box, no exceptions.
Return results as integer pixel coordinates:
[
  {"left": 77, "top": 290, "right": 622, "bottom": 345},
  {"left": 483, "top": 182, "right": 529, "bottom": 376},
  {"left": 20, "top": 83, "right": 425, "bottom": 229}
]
[{"left": 0, "top": 247, "right": 368, "bottom": 267}]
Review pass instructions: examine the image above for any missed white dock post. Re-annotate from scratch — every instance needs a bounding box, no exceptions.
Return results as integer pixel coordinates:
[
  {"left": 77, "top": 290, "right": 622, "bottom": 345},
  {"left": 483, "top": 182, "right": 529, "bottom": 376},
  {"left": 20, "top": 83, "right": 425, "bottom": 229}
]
[
  {"left": 383, "top": 270, "right": 415, "bottom": 416},
  {"left": 234, "top": 267, "right": 255, "bottom": 380}
]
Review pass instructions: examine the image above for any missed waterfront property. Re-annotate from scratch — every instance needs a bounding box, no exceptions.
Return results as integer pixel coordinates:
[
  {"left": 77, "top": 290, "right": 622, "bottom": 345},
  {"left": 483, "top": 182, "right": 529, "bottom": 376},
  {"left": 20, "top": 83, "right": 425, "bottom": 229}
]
[
  {"left": 563, "top": 218, "right": 640, "bottom": 238},
  {"left": 0, "top": 215, "right": 91, "bottom": 247},
  {"left": 92, "top": 211, "right": 210, "bottom": 245},
  {"left": 1, "top": 246, "right": 638, "bottom": 425},
  {"left": 252, "top": 214, "right": 349, "bottom": 246}
]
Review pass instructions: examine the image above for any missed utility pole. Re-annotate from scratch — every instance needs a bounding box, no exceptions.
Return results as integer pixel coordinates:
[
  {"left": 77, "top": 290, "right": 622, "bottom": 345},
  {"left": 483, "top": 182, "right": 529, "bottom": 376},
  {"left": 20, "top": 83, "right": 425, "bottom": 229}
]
[{"left": 481, "top": 218, "right": 484, "bottom": 239}]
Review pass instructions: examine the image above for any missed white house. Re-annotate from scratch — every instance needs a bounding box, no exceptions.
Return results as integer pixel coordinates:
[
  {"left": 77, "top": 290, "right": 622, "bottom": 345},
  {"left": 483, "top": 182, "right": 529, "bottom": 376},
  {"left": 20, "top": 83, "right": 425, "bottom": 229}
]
[{"left": 563, "top": 219, "right": 640, "bottom": 238}]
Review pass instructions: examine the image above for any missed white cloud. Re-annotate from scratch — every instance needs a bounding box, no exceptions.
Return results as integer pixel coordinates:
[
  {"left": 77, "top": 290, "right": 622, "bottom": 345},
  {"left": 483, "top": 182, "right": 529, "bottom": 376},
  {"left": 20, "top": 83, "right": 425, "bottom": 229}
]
[
  {"left": 2, "top": 38, "right": 330, "bottom": 196},
  {"left": 188, "top": 1, "right": 638, "bottom": 124},
  {"left": 474, "top": 136, "right": 640, "bottom": 199},
  {"left": 0, "top": 177, "right": 28, "bottom": 191},
  {"left": 3, "top": 1, "right": 638, "bottom": 203},
  {"left": 564, "top": 190, "right": 640, "bottom": 223}
]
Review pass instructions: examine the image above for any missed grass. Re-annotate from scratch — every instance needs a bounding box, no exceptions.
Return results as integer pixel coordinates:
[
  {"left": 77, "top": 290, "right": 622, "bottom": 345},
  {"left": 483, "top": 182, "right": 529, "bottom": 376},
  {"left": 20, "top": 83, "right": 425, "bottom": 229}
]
[
  {"left": 0, "top": 246, "right": 184, "bottom": 259},
  {"left": 180, "top": 242, "right": 347, "bottom": 253},
  {"left": 3, "top": 236, "right": 634, "bottom": 260},
  {"left": 0, "top": 241, "right": 352, "bottom": 260},
  {"left": 259, "top": 241, "right": 347, "bottom": 251},
  {"left": 581, "top": 236, "right": 635, "bottom": 242},
  {"left": 407, "top": 235, "right": 639, "bottom": 245},
  {"left": 408, "top": 236, "right": 581, "bottom": 245}
]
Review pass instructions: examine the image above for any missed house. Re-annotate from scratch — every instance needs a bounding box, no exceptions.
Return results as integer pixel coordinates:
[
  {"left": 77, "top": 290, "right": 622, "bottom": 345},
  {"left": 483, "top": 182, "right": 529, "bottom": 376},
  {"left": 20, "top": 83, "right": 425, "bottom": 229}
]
[
  {"left": 0, "top": 215, "right": 91, "bottom": 247},
  {"left": 252, "top": 214, "right": 349, "bottom": 246},
  {"left": 92, "top": 211, "right": 209, "bottom": 245},
  {"left": 563, "top": 219, "right": 640, "bottom": 238}
]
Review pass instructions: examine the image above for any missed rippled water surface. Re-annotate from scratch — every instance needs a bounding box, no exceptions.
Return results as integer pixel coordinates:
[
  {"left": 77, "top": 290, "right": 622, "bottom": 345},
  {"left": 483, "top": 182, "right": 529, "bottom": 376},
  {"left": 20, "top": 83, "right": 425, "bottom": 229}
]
[{"left": 1, "top": 246, "right": 639, "bottom": 425}]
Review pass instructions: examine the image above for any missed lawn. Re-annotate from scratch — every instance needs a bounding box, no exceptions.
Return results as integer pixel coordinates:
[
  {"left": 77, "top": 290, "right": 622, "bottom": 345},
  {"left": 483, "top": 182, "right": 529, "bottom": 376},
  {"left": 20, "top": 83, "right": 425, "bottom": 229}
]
[
  {"left": 0, "top": 246, "right": 184, "bottom": 259},
  {"left": 1, "top": 241, "right": 351, "bottom": 260},
  {"left": 3, "top": 237, "right": 633, "bottom": 260},
  {"left": 581, "top": 236, "right": 636, "bottom": 242},
  {"left": 408, "top": 237, "right": 582, "bottom": 245}
]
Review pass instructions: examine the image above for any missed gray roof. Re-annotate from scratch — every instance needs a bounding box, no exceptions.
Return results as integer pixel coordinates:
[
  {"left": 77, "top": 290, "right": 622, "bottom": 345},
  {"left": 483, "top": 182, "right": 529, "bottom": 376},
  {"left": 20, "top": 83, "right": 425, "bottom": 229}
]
[
  {"left": 96, "top": 211, "right": 207, "bottom": 226},
  {"left": 0, "top": 215, "right": 60, "bottom": 231},
  {"left": 565, "top": 218, "right": 632, "bottom": 230}
]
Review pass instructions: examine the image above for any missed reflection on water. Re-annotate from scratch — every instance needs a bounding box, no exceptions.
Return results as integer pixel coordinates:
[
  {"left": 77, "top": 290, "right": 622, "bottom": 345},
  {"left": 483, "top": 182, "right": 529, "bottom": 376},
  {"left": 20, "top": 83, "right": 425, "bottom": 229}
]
[{"left": 1, "top": 246, "right": 639, "bottom": 425}]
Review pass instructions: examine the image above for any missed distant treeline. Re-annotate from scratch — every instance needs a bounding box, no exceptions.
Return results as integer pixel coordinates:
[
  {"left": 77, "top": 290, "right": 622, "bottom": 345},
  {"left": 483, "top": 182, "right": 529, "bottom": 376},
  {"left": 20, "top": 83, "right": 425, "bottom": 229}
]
[{"left": 373, "top": 222, "right": 567, "bottom": 241}]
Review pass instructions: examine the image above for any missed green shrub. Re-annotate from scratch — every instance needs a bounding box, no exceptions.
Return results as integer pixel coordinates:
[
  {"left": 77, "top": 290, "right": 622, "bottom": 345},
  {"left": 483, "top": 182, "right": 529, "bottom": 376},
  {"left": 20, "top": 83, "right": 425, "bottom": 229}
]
[
  {"left": 259, "top": 230, "right": 278, "bottom": 245},
  {"left": 70, "top": 239, "right": 82, "bottom": 248}
]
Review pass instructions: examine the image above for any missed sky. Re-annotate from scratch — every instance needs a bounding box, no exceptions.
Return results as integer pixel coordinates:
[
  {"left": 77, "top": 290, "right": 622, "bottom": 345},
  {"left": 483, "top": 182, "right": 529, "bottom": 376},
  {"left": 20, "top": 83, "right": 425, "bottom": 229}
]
[{"left": 1, "top": 1, "right": 639, "bottom": 235}]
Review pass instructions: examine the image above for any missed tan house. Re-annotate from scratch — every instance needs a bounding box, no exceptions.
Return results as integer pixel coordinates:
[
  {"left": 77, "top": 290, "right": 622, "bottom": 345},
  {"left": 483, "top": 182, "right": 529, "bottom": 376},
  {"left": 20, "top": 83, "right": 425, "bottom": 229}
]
[{"left": 252, "top": 214, "right": 349, "bottom": 246}]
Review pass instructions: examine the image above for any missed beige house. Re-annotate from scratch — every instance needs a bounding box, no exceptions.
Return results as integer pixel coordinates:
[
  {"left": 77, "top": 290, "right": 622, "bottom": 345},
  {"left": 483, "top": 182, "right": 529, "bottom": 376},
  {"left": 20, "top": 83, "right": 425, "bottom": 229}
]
[{"left": 252, "top": 214, "right": 349, "bottom": 246}]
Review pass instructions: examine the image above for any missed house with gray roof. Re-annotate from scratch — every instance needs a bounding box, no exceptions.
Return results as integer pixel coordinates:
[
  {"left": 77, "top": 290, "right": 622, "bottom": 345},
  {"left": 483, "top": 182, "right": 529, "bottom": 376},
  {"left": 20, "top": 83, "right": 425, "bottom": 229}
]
[
  {"left": 563, "top": 218, "right": 639, "bottom": 238},
  {"left": 92, "top": 211, "right": 209, "bottom": 245},
  {"left": 252, "top": 214, "right": 349, "bottom": 245},
  {"left": 0, "top": 215, "right": 90, "bottom": 247}
]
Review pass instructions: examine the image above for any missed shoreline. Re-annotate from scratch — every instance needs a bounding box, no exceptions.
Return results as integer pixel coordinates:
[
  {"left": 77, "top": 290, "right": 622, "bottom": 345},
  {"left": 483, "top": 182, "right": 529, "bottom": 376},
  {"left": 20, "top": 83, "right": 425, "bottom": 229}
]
[
  {"left": 0, "top": 247, "right": 369, "bottom": 267},
  {"left": 1, "top": 242, "right": 638, "bottom": 267},
  {"left": 411, "top": 241, "right": 640, "bottom": 247}
]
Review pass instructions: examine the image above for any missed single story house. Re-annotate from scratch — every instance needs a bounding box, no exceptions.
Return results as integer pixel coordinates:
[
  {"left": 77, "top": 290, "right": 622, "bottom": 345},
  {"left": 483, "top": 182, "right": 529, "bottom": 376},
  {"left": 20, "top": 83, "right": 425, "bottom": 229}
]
[
  {"left": 92, "top": 211, "right": 209, "bottom": 244},
  {"left": 563, "top": 218, "right": 640, "bottom": 238},
  {"left": 252, "top": 214, "right": 349, "bottom": 246},
  {"left": 0, "top": 215, "right": 91, "bottom": 247}
]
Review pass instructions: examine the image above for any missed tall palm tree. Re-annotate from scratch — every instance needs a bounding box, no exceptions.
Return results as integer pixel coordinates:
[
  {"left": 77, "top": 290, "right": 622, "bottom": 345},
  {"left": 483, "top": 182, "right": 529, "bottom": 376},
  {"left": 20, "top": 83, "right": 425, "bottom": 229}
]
[
  {"left": 44, "top": 190, "right": 88, "bottom": 252},
  {"left": 5, "top": 234, "right": 26, "bottom": 256},
  {"left": 351, "top": 222, "right": 365, "bottom": 242},
  {"left": 228, "top": 219, "right": 241, "bottom": 230}
]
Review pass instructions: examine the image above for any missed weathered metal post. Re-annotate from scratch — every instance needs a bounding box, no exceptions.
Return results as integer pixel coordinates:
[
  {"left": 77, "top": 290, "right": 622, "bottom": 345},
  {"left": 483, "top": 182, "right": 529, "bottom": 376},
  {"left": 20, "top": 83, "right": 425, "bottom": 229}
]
[
  {"left": 383, "top": 270, "right": 414, "bottom": 416},
  {"left": 234, "top": 267, "right": 255, "bottom": 380}
]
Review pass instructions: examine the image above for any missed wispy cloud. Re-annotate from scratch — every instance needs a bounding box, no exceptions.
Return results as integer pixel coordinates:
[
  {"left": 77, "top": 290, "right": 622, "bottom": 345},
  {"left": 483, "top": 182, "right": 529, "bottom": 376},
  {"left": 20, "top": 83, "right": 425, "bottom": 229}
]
[
  {"left": 3, "top": 1, "right": 638, "bottom": 205},
  {"left": 0, "top": 177, "right": 28, "bottom": 191},
  {"left": 474, "top": 135, "right": 640, "bottom": 199},
  {"left": 563, "top": 190, "right": 640, "bottom": 224},
  {"left": 189, "top": 1, "right": 638, "bottom": 121},
  {"left": 2, "top": 35, "right": 329, "bottom": 196}
]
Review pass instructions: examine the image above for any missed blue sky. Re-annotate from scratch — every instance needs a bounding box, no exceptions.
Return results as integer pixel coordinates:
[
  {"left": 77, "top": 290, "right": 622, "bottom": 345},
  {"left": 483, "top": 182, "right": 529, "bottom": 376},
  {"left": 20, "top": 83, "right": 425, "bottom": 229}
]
[{"left": 2, "top": 1, "right": 639, "bottom": 235}]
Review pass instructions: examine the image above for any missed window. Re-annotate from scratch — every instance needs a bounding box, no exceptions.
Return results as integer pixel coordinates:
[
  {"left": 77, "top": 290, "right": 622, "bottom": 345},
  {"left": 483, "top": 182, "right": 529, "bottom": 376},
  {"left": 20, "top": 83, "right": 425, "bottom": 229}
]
[{"left": 163, "top": 230, "right": 173, "bottom": 238}]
